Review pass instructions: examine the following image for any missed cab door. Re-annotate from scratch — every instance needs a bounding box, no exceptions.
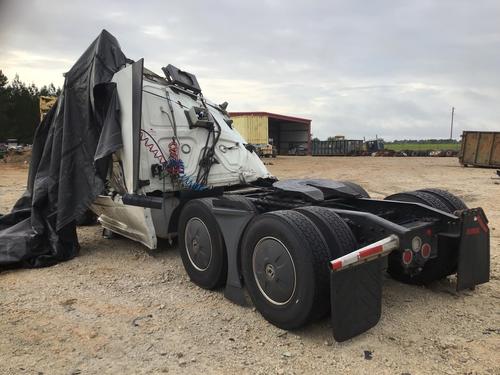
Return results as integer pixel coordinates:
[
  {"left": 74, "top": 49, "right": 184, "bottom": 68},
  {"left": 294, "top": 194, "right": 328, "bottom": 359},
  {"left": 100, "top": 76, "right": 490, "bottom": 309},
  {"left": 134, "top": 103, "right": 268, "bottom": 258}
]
[{"left": 92, "top": 59, "right": 157, "bottom": 249}]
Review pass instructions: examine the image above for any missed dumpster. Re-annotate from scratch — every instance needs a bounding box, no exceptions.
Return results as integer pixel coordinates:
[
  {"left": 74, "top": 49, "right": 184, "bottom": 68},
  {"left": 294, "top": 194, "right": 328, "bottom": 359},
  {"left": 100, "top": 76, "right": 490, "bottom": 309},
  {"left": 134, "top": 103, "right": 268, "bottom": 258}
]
[
  {"left": 311, "top": 139, "right": 363, "bottom": 156},
  {"left": 459, "top": 131, "right": 500, "bottom": 168}
]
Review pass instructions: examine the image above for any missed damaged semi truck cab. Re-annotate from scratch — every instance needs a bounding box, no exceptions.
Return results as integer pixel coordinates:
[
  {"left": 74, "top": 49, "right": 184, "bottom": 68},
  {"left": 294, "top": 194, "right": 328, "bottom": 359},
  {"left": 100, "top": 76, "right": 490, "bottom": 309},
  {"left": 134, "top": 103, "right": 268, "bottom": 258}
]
[
  {"left": 91, "top": 60, "right": 490, "bottom": 342},
  {"left": 92, "top": 61, "right": 271, "bottom": 248}
]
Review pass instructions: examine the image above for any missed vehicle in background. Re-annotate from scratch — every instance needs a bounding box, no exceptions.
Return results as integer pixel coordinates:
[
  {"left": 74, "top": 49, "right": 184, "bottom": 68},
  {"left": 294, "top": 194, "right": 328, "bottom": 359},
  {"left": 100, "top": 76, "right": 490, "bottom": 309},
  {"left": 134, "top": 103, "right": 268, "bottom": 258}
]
[
  {"left": 288, "top": 144, "right": 307, "bottom": 155},
  {"left": 6, "top": 138, "right": 19, "bottom": 150},
  {"left": 254, "top": 143, "right": 274, "bottom": 158},
  {"left": 39, "top": 96, "right": 57, "bottom": 121},
  {"left": 365, "top": 139, "right": 385, "bottom": 154},
  {"left": 0, "top": 144, "right": 6, "bottom": 160}
]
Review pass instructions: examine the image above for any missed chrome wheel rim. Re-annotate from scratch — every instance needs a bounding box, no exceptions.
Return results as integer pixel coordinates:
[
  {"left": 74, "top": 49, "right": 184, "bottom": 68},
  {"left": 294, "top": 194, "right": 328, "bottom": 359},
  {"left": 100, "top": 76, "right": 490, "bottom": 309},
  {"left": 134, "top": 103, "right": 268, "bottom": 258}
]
[
  {"left": 252, "top": 236, "right": 296, "bottom": 305},
  {"left": 184, "top": 217, "right": 212, "bottom": 271}
]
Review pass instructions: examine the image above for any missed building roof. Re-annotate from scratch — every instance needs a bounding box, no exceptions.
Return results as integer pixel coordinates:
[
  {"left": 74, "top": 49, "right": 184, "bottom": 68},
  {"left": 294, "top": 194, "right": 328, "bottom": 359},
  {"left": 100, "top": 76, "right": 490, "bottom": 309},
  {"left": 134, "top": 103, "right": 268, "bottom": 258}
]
[{"left": 229, "top": 111, "right": 311, "bottom": 124}]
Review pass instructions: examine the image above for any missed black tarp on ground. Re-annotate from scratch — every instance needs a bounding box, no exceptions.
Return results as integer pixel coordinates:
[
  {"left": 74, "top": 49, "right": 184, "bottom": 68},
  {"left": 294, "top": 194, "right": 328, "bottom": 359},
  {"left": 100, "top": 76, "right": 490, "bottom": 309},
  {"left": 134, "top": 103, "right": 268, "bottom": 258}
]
[{"left": 0, "top": 30, "right": 127, "bottom": 269}]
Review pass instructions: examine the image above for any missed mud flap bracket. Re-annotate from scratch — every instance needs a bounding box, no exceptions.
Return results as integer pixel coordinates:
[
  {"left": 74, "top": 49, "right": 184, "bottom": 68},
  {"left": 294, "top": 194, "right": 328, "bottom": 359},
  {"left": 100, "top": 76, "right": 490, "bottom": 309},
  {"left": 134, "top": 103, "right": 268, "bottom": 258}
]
[{"left": 210, "top": 199, "right": 256, "bottom": 306}]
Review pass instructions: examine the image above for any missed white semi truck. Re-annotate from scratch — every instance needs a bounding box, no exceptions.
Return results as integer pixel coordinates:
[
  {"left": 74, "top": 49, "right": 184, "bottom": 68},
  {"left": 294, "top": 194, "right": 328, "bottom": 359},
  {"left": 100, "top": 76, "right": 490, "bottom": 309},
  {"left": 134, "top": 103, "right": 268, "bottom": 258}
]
[{"left": 91, "top": 60, "right": 489, "bottom": 342}]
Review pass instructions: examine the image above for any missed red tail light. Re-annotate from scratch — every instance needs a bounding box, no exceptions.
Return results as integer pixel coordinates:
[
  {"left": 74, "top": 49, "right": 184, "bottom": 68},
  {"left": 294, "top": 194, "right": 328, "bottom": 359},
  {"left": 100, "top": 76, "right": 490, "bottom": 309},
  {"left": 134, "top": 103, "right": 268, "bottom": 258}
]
[
  {"left": 402, "top": 250, "right": 413, "bottom": 265},
  {"left": 421, "top": 243, "right": 431, "bottom": 258}
]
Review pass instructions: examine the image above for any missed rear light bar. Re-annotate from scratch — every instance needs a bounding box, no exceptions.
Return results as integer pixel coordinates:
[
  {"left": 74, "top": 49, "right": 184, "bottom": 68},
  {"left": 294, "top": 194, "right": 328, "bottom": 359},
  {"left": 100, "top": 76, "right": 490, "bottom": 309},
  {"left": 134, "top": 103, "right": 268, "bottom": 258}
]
[{"left": 330, "top": 235, "right": 400, "bottom": 272}]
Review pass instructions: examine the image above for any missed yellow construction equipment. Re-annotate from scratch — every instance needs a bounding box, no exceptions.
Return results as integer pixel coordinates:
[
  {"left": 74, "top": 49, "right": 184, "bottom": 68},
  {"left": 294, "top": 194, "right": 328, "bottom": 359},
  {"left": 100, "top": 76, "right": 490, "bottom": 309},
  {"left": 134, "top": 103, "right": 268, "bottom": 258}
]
[{"left": 39, "top": 96, "right": 57, "bottom": 121}]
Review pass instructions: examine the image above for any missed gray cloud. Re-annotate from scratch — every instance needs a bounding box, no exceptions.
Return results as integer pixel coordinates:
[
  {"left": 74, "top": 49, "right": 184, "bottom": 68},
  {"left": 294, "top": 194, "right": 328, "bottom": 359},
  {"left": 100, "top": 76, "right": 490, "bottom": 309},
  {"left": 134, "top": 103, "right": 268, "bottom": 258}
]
[{"left": 1, "top": 0, "right": 499, "bottom": 140}]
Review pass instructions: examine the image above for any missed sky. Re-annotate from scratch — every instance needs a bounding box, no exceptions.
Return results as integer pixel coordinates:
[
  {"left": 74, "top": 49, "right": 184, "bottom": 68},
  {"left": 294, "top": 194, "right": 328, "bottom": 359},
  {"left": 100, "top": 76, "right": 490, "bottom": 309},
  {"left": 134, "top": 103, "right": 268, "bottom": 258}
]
[{"left": 1, "top": 0, "right": 499, "bottom": 140}]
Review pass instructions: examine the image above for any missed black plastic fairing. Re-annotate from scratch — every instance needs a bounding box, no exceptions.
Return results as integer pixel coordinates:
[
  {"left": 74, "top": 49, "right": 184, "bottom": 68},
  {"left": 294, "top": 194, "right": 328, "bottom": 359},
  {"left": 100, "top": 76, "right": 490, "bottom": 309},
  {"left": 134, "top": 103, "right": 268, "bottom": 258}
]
[
  {"left": 273, "top": 179, "right": 364, "bottom": 201},
  {"left": 122, "top": 193, "right": 163, "bottom": 209}
]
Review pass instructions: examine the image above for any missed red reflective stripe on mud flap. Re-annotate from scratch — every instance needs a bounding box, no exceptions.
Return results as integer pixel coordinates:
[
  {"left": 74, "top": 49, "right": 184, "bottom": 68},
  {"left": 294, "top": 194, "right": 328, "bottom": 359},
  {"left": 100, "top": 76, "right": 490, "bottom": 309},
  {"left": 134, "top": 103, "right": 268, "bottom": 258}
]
[{"left": 358, "top": 245, "right": 383, "bottom": 259}]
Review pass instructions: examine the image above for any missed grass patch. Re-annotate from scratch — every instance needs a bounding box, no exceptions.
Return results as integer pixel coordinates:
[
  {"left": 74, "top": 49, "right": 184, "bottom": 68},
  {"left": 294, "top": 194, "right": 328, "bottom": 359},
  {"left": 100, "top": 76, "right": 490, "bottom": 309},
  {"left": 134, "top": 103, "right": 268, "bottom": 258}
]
[{"left": 385, "top": 142, "right": 460, "bottom": 151}]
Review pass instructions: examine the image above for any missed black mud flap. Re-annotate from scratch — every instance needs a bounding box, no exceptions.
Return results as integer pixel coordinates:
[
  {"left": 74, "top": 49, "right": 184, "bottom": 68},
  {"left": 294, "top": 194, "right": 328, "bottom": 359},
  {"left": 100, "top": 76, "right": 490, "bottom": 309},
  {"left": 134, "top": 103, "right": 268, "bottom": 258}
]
[
  {"left": 456, "top": 208, "right": 490, "bottom": 291},
  {"left": 330, "top": 258, "right": 384, "bottom": 342}
]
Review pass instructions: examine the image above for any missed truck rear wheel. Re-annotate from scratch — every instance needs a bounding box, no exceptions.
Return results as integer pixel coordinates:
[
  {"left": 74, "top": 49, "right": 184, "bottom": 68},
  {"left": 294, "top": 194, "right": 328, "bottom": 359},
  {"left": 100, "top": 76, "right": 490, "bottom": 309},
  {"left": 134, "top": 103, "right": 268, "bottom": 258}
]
[
  {"left": 295, "top": 206, "right": 357, "bottom": 259},
  {"left": 178, "top": 200, "right": 227, "bottom": 290},
  {"left": 384, "top": 189, "right": 460, "bottom": 285},
  {"left": 417, "top": 188, "right": 467, "bottom": 212},
  {"left": 240, "top": 210, "right": 330, "bottom": 330},
  {"left": 385, "top": 190, "right": 449, "bottom": 212}
]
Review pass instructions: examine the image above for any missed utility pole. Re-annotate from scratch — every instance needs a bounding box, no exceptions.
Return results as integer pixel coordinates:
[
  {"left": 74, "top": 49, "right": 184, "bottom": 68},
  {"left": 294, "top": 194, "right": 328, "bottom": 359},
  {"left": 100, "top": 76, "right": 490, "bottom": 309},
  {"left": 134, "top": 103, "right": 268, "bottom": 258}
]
[{"left": 450, "top": 107, "right": 455, "bottom": 140}]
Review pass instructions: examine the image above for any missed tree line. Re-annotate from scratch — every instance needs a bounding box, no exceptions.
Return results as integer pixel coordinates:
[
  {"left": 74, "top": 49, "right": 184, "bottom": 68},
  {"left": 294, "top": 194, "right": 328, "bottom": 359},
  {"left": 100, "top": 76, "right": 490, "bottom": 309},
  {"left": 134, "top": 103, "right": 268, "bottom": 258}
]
[{"left": 0, "top": 70, "right": 61, "bottom": 144}]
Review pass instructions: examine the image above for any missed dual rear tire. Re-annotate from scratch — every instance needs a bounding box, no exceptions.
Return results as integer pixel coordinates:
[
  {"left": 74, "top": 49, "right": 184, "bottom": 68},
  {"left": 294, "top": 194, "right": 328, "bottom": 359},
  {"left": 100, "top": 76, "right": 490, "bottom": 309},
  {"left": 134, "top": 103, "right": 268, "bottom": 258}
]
[
  {"left": 385, "top": 188, "right": 467, "bottom": 285},
  {"left": 241, "top": 208, "right": 356, "bottom": 330},
  {"left": 177, "top": 188, "right": 467, "bottom": 330},
  {"left": 178, "top": 200, "right": 356, "bottom": 330}
]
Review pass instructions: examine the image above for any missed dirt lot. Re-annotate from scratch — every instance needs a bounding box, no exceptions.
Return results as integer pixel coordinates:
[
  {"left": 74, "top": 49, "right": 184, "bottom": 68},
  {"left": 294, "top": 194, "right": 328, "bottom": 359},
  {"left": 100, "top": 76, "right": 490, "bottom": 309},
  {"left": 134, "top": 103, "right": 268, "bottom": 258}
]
[{"left": 0, "top": 157, "right": 499, "bottom": 375}]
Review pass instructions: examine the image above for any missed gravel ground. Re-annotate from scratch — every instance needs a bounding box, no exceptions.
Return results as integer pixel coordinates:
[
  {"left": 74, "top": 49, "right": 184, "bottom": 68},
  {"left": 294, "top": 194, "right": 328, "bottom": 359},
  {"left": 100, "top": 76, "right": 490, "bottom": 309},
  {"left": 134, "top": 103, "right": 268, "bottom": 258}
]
[{"left": 0, "top": 157, "right": 499, "bottom": 375}]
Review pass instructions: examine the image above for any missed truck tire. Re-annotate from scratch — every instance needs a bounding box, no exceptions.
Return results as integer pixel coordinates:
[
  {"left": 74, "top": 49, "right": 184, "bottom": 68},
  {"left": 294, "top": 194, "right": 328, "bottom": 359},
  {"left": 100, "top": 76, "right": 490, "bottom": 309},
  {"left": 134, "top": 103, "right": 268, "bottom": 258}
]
[
  {"left": 340, "top": 181, "right": 370, "bottom": 198},
  {"left": 240, "top": 210, "right": 330, "bottom": 330},
  {"left": 417, "top": 188, "right": 467, "bottom": 212},
  {"left": 178, "top": 200, "right": 227, "bottom": 290},
  {"left": 295, "top": 206, "right": 357, "bottom": 259},
  {"left": 385, "top": 190, "right": 449, "bottom": 212},
  {"left": 384, "top": 190, "right": 458, "bottom": 285}
]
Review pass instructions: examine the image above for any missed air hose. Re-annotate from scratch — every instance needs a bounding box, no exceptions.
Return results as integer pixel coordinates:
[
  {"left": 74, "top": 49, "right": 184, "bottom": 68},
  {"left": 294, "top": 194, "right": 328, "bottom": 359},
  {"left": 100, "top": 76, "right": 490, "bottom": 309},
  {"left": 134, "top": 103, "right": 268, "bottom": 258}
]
[
  {"left": 165, "top": 139, "right": 208, "bottom": 191},
  {"left": 139, "top": 129, "right": 207, "bottom": 191}
]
